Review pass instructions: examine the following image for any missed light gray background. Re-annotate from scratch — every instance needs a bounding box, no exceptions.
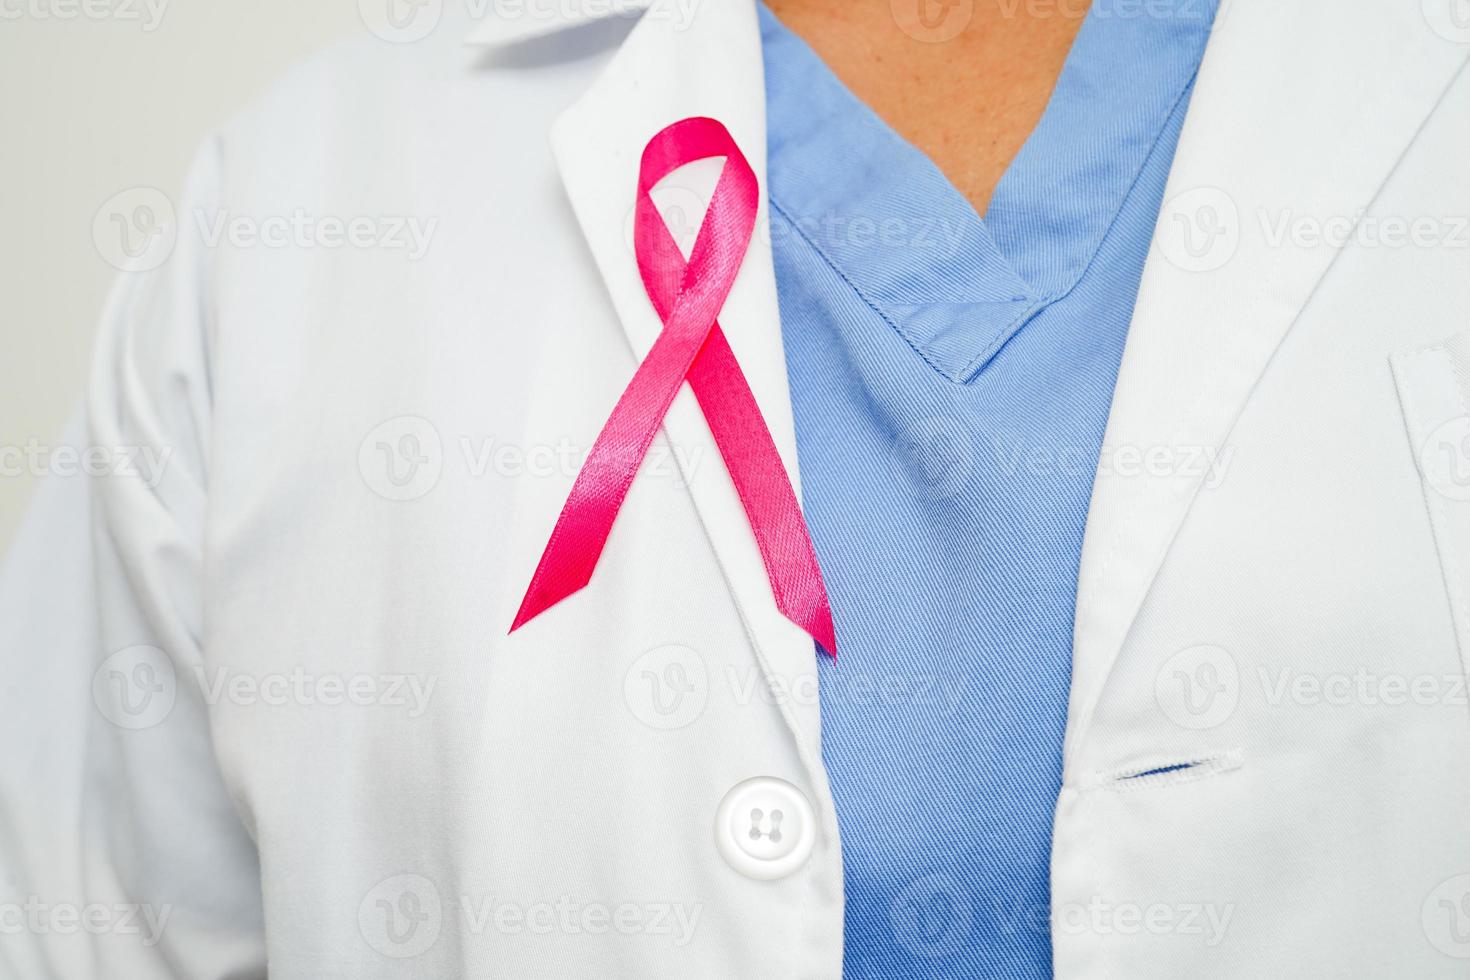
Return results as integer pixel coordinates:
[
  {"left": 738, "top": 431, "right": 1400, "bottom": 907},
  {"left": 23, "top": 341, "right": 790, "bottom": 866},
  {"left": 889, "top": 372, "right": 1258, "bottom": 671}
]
[{"left": 0, "top": 1, "right": 370, "bottom": 552}]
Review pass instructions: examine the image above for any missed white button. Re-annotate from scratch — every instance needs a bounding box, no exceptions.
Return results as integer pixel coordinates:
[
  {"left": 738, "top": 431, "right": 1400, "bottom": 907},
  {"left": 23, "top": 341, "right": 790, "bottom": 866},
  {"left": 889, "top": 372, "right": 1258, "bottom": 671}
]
[{"left": 714, "top": 776, "right": 817, "bottom": 880}]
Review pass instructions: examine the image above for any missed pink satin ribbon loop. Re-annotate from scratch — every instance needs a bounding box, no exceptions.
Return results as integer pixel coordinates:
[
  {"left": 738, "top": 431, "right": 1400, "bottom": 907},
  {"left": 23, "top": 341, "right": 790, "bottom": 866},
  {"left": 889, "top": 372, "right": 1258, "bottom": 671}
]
[{"left": 511, "top": 117, "right": 837, "bottom": 657}]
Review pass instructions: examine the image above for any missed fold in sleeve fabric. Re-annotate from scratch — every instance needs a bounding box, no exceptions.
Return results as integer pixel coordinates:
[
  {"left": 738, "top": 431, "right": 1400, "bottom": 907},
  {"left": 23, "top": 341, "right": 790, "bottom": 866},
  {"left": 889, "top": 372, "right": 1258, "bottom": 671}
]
[{"left": 0, "top": 137, "right": 267, "bottom": 980}]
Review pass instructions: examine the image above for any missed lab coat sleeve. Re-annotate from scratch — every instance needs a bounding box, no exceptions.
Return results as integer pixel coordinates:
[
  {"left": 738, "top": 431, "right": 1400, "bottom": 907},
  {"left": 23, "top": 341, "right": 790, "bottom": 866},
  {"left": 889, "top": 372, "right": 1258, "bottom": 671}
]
[{"left": 0, "top": 136, "right": 266, "bottom": 979}]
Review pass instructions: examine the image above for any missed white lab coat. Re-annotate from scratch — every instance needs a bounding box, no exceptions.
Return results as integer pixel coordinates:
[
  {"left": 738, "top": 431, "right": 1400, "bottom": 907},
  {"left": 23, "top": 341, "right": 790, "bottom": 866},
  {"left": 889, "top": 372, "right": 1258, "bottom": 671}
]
[{"left": 3, "top": 0, "right": 1470, "bottom": 976}]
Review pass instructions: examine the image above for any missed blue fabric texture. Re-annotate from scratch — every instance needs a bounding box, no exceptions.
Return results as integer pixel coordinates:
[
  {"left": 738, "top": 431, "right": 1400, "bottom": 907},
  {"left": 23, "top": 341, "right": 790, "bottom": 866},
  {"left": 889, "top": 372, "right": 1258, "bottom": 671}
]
[{"left": 759, "top": 1, "right": 1217, "bottom": 976}]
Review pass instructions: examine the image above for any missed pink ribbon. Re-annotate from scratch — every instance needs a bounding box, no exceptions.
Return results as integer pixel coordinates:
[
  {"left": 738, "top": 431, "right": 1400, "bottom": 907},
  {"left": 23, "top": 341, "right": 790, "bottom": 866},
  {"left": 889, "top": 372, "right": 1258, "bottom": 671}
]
[{"left": 510, "top": 117, "right": 837, "bottom": 657}]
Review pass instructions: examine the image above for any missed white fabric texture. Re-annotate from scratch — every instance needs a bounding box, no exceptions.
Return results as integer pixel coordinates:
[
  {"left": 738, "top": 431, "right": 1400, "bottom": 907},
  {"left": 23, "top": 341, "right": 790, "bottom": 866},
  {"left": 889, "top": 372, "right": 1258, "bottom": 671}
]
[{"left": 1, "top": 0, "right": 1468, "bottom": 976}]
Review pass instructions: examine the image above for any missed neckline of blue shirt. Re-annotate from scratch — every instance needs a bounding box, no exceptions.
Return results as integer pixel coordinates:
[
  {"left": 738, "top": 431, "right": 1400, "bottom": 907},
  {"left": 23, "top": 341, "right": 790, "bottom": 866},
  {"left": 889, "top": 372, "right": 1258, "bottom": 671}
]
[{"left": 759, "top": 0, "right": 1218, "bottom": 382}]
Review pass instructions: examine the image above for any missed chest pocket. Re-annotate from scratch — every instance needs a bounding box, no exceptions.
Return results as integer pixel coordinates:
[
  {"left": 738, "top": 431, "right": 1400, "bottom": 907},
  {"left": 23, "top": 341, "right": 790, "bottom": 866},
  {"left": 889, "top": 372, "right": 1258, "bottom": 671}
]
[{"left": 1392, "top": 330, "right": 1470, "bottom": 683}]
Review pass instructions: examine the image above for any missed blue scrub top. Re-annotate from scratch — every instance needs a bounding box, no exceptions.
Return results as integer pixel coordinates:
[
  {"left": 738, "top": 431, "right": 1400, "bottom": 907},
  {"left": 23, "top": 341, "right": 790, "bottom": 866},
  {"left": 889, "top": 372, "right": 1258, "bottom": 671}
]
[{"left": 760, "top": 1, "right": 1218, "bottom": 975}]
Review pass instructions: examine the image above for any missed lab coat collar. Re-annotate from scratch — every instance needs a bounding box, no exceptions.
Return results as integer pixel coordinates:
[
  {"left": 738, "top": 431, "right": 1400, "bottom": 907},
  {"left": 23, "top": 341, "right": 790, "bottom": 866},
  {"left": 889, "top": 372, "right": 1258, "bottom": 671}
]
[
  {"left": 465, "top": 0, "right": 663, "bottom": 48},
  {"left": 469, "top": 0, "right": 1470, "bottom": 776},
  {"left": 476, "top": 0, "right": 833, "bottom": 784},
  {"left": 1065, "top": 0, "right": 1470, "bottom": 771},
  {"left": 534, "top": 10, "right": 845, "bottom": 931}
]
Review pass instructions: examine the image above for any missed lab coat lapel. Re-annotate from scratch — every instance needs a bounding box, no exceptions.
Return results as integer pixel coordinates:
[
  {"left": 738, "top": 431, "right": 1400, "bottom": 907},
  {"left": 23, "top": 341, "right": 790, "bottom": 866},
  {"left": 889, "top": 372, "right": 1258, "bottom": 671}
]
[
  {"left": 1066, "top": 0, "right": 1470, "bottom": 765},
  {"left": 529, "top": 2, "right": 826, "bottom": 749}
]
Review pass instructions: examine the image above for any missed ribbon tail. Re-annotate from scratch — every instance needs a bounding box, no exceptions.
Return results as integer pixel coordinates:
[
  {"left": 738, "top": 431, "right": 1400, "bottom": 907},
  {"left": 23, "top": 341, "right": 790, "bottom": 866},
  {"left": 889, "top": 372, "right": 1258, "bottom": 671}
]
[
  {"left": 790, "top": 594, "right": 838, "bottom": 661},
  {"left": 509, "top": 254, "right": 735, "bottom": 636},
  {"left": 687, "top": 327, "right": 838, "bottom": 658},
  {"left": 509, "top": 496, "right": 609, "bottom": 633},
  {"left": 508, "top": 554, "right": 587, "bottom": 635},
  {"left": 508, "top": 357, "right": 686, "bottom": 635}
]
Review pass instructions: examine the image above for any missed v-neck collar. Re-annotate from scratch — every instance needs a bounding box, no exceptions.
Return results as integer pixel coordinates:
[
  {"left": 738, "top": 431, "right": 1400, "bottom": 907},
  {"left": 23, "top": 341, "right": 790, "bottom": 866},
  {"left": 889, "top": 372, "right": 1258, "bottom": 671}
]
[{"left": 759, "top": 0, "right": 1218, "bottom": 382}]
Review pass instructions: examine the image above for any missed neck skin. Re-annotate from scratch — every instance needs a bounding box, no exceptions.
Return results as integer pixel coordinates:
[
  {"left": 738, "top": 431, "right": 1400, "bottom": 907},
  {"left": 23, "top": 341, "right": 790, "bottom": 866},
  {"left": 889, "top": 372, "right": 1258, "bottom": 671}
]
[{"left": 765, "top": 0, "right": 1091, "bottom": 215}]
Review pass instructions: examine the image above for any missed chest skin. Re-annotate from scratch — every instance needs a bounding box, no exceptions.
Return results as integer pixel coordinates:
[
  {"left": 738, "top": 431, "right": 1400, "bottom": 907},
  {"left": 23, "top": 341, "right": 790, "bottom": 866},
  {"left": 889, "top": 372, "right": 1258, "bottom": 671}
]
[{"left": 763, "top": 0, "right": 1090, "bottom": 214}]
